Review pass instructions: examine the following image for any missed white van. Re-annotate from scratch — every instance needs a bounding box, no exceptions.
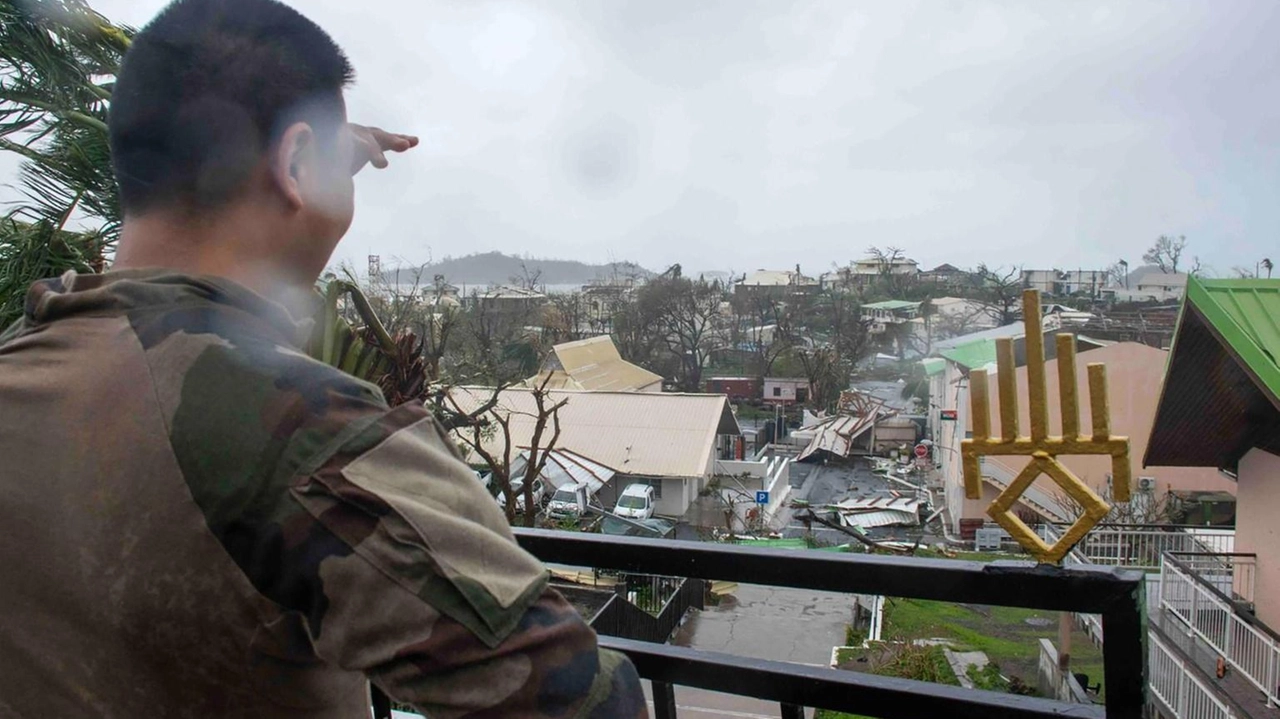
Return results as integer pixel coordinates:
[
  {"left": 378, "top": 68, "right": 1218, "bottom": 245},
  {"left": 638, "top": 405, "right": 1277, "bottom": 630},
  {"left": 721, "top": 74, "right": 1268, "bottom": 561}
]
[
  {"left": 613, "top": 483, "right": 656, "bottom": 520},
  {"left": 497, "top": 477, "right": 545, "bottom": 513},
  {"left": 547, "top": 483, "right": 589, "bottom": 519}
]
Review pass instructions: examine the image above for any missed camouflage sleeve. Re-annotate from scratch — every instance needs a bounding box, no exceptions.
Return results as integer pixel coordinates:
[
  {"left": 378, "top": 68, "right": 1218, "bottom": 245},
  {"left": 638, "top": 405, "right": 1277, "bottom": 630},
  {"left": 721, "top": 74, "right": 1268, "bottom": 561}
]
[
  {"left": 287, "top": 404, "right": 649, "bottom": 718},
  {"left": 152, "top": 332, "right": 646, "bottom": 718}
]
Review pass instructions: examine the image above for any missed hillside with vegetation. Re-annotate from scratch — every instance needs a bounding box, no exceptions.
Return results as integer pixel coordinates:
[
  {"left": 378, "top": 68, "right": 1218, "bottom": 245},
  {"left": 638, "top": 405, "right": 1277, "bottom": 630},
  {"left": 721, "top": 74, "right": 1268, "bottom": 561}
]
[{"left": 386, "top": 251, "right": 652, "bottom": 287}]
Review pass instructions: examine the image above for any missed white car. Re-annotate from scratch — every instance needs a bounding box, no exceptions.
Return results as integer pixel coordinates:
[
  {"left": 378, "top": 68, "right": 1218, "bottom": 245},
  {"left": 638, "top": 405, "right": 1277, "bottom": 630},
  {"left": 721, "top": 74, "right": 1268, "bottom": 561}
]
[
  {"left": 613, "top": 483, "right": 656, "bottom": 520},
  {"left": 547, "top": 483, "right": 589, "bottom": 519},
  {"left": 498, "top": 477, "right": 546, "bottom": 513}
]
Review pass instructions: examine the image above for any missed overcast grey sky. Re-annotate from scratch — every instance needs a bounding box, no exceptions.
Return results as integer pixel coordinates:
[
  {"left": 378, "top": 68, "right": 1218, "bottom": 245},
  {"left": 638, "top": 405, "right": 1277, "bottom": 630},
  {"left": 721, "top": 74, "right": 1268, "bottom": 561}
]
[{"left": 6, "top": 0, "right": 1279, "bottom": 276}]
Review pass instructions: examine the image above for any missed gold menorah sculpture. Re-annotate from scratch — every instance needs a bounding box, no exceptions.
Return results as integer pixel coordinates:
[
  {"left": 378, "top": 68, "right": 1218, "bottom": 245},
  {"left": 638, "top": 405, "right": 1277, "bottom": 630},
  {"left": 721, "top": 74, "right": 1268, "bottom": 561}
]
[{"left": 960, "top": 289, "right": 1130, "bottom": 564}]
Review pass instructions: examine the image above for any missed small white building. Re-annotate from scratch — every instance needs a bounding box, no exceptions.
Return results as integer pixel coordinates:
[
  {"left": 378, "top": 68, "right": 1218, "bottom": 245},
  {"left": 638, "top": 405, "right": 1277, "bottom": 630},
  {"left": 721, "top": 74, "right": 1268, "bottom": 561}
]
[
  {"left": 861, "top": 300, "right": 922, "bottom": 334},
  {"left": 735, "top": 268, "right": 820, "bottom": 297},
  {"left": 763, "top": 377, "right": 811, "bottom": 405},
  {"left": 1105, "top": 269, "right": 1188, "bottom": 303}
]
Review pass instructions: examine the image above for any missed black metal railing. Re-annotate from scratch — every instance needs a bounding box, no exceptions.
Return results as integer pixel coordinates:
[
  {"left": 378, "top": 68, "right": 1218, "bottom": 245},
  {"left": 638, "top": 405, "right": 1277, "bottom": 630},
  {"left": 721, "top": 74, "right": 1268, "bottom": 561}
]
[
  {"left": 515, "top": 528, "right": 1148, "bottom": 719},
  {"left": 588, "top": 577, "right": 705, "bottom": 644}
]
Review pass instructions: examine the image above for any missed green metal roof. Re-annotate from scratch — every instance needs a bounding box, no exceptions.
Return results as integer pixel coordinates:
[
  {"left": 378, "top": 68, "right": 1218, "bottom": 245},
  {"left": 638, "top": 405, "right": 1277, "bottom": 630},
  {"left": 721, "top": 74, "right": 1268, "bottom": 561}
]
[
  {"left": 921, "top": 357, "right": 946, "bottom": 376},
  {"left": 938, "top": 339, "right": 997, "bottom": 370},
  {"left": 862, "top": 299, "right": 920, "bottom": 310},
  {"left": 1186, "top": 277, "right": 1280, "bottom": 402}
]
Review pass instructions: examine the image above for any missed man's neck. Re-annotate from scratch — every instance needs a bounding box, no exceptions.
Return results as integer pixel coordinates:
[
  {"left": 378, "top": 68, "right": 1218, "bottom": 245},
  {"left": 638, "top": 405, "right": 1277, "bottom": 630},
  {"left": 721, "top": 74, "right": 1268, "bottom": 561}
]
[{"left": 113, "top": 208, "right": 311, "bottom": 302}]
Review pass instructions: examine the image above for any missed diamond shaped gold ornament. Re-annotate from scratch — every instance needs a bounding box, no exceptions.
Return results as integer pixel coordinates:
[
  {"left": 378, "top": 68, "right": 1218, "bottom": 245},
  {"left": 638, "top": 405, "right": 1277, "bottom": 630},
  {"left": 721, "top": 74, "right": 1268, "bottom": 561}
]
[{"left": 960, "top": 290, "right": 1131, "bottom": 564}]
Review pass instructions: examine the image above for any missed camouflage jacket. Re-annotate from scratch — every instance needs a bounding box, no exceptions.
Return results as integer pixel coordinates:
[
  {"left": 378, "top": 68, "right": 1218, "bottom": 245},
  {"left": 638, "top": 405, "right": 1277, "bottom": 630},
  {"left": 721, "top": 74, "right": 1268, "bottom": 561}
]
[{"left": 0, "top": 270, "right": 647, "bottom": 719}]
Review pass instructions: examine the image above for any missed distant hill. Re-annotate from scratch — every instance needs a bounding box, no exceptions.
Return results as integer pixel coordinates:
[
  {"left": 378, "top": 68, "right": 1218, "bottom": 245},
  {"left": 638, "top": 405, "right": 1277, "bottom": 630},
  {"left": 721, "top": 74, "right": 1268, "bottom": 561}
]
[{"left": 382, "top": 251, "right": 653, "bottom": 287}]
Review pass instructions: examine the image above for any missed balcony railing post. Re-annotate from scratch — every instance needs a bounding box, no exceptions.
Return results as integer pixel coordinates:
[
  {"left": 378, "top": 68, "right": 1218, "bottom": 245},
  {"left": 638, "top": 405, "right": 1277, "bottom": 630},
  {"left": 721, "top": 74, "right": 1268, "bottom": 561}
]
[
  {"left": 1174, "top": 653, "right": 1188, "bottom": 718},
  {"left": 652, "top": 681, "right": 677, "bottom": 719},
  {"left": 516, "top": 529, "right": 1148, "bottom": 719},
  {"left": 1267, "top": 640, "right": 1277, "bottom": 709},
  {"left": 1188, "top": 577, "right": 1199, "bottom": 638},
  {"left": 1223, "top": 601, "right": 1233, "bottom": 660},
  {"left": 1102, "top": 582, "right": 1147, "bottom": 719}
]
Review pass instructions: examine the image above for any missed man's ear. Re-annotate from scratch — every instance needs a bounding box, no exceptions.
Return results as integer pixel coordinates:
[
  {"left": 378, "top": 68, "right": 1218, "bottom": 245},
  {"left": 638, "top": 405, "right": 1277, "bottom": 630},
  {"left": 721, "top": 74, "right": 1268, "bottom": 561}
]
[{"left": 271, "top": 121, "right": 315, "bottom": 210}]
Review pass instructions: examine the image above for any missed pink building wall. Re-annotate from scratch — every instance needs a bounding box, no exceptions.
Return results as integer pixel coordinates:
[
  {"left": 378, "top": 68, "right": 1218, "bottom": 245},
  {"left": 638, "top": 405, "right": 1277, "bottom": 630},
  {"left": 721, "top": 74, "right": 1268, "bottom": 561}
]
[{"left": 1236, "top": 449, "right": 1280, "bottom": 627}]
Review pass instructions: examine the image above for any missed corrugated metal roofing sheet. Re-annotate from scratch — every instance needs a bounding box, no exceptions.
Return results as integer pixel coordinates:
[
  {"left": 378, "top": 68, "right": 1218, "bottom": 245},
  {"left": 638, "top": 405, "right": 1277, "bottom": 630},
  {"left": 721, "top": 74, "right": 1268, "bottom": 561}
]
[
  {"left": 863, "top": 299, "right": 921, "bottom": 310},
  {"left": 446, "top": 387, "right": 741, "bottom": 478},
  {"left": 833, "top": 496, "right": 923, "bottom": 529},
  {"left": 509, "top": 448, "right": 616, "bottom": 494},
  {"left": 1191, "top": 278, "right": 1280, "bottom": 403},
  {"left": 795, "top": 413, "right": 879, "bottom": 461},
  {"left": 922, "top": 357, "right": 946, "bottom": 376},
  {"left": 533, "top": 336, "right": 663, "bottom": 392},
  {"left": 939, "top": 339, "right": 998, "bottom": 370},
  {"left": 1145, "top": 278, "right": 1280, "bottom": 467}
]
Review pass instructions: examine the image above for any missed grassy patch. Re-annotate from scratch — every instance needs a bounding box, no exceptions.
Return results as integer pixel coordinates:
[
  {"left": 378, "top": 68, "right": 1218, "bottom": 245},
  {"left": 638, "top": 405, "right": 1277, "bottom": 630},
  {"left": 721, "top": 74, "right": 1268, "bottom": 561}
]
[
  {"left": 820, "top": 643, "right": 958, "bottom": 719},
  {"left": 881, "top": 597, "right": 1106, "bottom": 698}
]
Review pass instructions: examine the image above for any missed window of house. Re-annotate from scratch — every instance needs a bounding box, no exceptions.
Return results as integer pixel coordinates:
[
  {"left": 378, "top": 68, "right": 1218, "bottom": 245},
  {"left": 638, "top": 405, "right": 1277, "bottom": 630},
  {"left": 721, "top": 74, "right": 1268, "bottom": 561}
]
[
  {"left": 772, "top": 386, "right": 782, "bottom": 397},
  {"left": 649, "top": 479, "right": 663, "bottom": 499}
]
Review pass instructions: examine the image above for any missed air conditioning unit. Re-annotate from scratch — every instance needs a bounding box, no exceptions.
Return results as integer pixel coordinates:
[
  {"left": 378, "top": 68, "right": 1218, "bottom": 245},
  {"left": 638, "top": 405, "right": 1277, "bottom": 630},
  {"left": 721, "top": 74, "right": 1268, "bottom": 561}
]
[{"left": 1137, "top": 477, "right": 1157, "bottom": 492}]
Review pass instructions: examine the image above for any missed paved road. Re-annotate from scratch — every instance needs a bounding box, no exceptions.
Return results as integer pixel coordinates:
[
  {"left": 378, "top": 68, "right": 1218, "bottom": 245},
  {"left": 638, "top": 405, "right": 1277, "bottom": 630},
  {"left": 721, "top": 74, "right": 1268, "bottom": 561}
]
[{"left": 648, "top": 583, "right": 854, "bottom": 718}]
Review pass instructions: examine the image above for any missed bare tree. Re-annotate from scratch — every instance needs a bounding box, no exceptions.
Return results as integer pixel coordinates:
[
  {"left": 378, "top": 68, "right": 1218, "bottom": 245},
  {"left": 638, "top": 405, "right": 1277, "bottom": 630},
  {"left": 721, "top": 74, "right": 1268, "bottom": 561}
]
[
  {"left": 511, "top": 261, "right": 544, "bottom": 292},
  {"left": 733, "top": 293, "right": 798, "bottom": 382},
  {"left": 789, "top": 293, "right": 871, "bottom": 410},
  {"left": 450, "top": 288, "right": 545, "bottom": 386},
  {"left": 1188, "top": 256, "right": 1211, "bottom": 278},
  {"left": 632, "top": 270, "right": 725, "bottom": 392},
  {"left": 545, "top": 291, "right": 591, "bottom": 344},
  {"left": 969, "top": 264, "right": 1023, "bottom": 326},
  {"left": 931, "top": 301, "right": 992, "bottom": 340},
  {"left": 1104, "top": 261, "right": 1128, "bottom": 288},
  {"left": 1051, "top": 483, "right": 1172, "bottom": 527},
  {"left": 446, "top": 374, "right": 568, "bottom": 527},
  {"left": 1142, "top": 235, "right": 1187, "bottom": 274},
  {"left": 865, "top": 245, "right": 914, "bottom": 297}
]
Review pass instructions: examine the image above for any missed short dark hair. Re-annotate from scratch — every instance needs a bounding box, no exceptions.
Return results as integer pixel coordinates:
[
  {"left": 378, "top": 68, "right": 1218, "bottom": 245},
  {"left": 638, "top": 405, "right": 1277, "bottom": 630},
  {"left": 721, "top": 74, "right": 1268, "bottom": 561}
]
[{"left": 108, "top": 0, "right": 354, "bottom": 214}]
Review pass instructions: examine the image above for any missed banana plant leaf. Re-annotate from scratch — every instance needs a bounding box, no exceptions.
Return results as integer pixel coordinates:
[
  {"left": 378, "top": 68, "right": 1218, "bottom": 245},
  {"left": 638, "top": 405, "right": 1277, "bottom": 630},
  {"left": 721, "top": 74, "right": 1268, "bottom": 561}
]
[{"left": 306, "top": 279, "right": 399, "bottom": 384}]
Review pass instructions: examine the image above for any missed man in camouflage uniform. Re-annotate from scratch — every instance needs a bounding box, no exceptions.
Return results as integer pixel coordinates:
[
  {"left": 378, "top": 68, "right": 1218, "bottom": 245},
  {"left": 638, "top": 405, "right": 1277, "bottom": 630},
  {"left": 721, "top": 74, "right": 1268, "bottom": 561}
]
[{"left": 0, "top": 0, "right": 647, "bottom": 717}]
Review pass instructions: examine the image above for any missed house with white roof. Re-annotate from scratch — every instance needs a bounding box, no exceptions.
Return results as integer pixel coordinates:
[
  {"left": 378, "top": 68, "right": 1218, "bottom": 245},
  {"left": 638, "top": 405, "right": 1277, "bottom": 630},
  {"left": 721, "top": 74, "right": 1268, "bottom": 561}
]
[
  {"left": 734, "top": 267, "right": 820, "bottom": 299},
  {"left": 445, "top": 387, "right": 742, "bottom": 517}
]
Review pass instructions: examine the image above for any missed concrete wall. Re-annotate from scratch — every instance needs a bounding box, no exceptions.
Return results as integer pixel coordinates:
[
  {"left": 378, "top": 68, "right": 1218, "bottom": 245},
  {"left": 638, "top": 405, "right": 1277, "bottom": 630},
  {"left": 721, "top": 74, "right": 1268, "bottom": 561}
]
[
  {"left": 670, "top": 476, "right": 694, "bottom": 518},
  {"left": 714, "top": 456, "right": 792, "bottom": 530},
  {"left": 1236, "top": 448, "right": 1280, "bottom": 627},
  {"left": 873, "top": 419, "right": 919, "bottom": 454},
  {"left": 929, "top": 359, "right": 974, "bottom": 532}
]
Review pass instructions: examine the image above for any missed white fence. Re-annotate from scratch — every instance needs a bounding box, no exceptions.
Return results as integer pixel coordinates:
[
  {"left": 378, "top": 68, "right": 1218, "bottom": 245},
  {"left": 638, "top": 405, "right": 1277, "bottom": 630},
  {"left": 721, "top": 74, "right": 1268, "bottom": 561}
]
[
  {"left": 1149, "top": 630, "right": 1238, "bottom": 719},
  {"left": 1036, "top": 523, "right": 1235, "bottom": 571},
  {"left": 1038, "top": 524, "right": 1186, "bottom": 645},
  {"left": 1160, "top": 556, "right": 1279, "bottom": 709}
]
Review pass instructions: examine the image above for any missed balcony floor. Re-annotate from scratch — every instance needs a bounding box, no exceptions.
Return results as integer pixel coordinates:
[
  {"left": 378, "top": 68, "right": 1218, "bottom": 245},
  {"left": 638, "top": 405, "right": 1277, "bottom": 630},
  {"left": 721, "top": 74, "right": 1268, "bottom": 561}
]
[{"left": 1151, "top": 608, "right": 1279, "bottom": 719}]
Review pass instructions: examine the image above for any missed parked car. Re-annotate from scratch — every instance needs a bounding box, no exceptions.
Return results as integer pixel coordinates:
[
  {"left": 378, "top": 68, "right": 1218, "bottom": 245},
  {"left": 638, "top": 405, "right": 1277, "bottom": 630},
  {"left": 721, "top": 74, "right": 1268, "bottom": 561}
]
[
  {"left": 613, "top": 483, "right": 656, "bottom": 520},
  {"left": 547, "top": 482, "right": 589, "bottom": 519},
  {"left": 498, "top": 477, "right": 546, "bottom": 513}
]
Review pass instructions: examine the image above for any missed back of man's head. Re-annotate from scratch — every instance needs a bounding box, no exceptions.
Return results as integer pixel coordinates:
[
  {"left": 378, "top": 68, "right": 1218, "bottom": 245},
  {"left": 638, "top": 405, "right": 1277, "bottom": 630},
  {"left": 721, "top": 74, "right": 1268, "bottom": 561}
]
[{"left": 109, "top": 0, "right": 353, "bottom": 216}]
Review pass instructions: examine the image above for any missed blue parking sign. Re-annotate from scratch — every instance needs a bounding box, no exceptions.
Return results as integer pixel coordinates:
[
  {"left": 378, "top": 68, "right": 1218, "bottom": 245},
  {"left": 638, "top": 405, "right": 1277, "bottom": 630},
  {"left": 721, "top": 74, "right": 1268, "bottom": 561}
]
[{"left": 755, "top": 490, "right": 769, "bottom": 505}]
